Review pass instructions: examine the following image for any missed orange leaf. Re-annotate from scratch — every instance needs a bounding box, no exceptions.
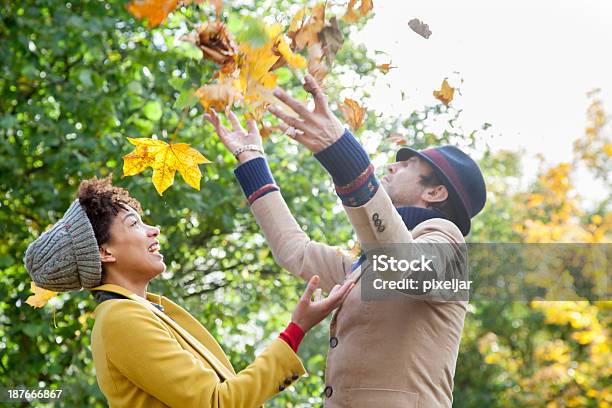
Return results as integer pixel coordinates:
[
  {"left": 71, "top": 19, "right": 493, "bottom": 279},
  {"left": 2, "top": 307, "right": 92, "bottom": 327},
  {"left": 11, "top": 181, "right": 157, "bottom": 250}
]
[
  {"left": 126, "top": 0, "right": 179, "bottom": 28},
  {"left": 26, "top": 282, "right": 58, "bottom": 308},
  {"left": 343, "top": 0, "right": 373, "bottom": 23},
  {"left": 340, "top": 98, "right": 366, "bottom": 132},
  {"left": 377, "top": 63, "right": 396, "bottom": 74},
  {"left": 123, "top": 138, "right": 212, "bottom": 195},
  {"left": 196, "top": 76, "right": 242, "bottom": 112},
  {"left": 433, "top": 79, "right": 454, "bottom": 106}
]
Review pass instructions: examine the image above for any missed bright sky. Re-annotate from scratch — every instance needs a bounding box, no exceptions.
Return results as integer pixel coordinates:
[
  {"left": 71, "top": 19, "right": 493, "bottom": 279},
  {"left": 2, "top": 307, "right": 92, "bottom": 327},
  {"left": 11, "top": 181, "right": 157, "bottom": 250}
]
[{"left": 352, "top": 0, "right": 612, "bottom": 204}]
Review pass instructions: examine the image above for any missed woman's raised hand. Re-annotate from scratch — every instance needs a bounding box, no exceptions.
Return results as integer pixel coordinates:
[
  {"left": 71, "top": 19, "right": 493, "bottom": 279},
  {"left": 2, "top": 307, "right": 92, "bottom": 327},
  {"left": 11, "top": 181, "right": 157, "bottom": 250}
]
[
  {"left": 203, "top": 109, "right": 264, "bottom": 163},
  {"left": 291, "top": 275, "right": 355, "bottom": 333}
]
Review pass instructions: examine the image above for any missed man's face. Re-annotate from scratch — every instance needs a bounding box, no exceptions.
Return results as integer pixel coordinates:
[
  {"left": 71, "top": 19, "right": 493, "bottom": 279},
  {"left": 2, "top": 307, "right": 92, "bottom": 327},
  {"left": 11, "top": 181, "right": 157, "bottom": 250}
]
[
  {"left": 101, "top": 206, "right": 166, "bottom": 280},
  {"left": 381, "top": 156, "right": 435, "bottom": 207}
]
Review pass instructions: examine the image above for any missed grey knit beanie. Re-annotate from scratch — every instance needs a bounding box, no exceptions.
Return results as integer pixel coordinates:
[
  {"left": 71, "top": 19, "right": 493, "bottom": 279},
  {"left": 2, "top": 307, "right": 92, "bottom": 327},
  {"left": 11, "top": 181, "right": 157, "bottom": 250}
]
[{"left": 24, "top": 199, "right": 102, "bottom": 292}]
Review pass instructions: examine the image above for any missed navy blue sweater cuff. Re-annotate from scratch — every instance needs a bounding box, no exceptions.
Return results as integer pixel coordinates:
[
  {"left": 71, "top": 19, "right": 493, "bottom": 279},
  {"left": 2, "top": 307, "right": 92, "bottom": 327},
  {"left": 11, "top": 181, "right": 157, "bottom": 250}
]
[
  {"left": 234, "top": 157, "right": 279, "bottom": 204},
  {"left": 314, "top": 129, "right": 372, "bottom": 186}
]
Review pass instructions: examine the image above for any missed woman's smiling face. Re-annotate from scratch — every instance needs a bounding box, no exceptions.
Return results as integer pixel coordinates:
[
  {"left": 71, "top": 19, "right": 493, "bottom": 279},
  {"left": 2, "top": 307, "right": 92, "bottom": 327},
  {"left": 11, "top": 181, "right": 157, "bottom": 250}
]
[{"left": 100, "top": 205, "right": 166, "bottom": 281}]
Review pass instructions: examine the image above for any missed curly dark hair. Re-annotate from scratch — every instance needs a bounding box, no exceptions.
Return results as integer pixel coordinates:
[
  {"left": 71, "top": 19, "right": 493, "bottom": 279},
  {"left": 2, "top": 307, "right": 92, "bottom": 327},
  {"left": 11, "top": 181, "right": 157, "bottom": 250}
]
[{"left": 77, "top": 174, "right": 142, "bottom": 249}]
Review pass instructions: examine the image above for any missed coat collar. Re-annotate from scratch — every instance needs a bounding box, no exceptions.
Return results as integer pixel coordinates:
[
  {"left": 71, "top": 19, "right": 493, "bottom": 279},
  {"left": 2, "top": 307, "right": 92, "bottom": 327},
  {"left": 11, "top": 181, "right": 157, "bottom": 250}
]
[{"left": 90, "top": 283, "right": 234, "bottom": 380}]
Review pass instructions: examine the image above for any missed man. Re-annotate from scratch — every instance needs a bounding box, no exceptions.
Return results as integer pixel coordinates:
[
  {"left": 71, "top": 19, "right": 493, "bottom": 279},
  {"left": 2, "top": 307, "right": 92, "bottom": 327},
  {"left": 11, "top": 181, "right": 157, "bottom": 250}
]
[{"left": 205, "top": 74, "right": 486, "bottom": 407}]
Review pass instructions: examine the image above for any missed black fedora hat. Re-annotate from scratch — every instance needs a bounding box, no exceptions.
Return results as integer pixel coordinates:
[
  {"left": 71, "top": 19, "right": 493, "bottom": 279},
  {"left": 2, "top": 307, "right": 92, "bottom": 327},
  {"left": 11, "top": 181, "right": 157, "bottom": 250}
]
[{"left": 396, "top": 145, "right": 486, "bottom": 236}]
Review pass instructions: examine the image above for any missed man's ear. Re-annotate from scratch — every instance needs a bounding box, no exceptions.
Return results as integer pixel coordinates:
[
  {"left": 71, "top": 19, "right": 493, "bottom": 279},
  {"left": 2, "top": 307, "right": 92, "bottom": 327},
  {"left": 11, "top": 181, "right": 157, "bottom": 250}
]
[
  {"left": 421, "top": 185, "right": 448, "bottom": 204},
  {"left": 99, "top": 245, "right": 116, "bottom": 264}
]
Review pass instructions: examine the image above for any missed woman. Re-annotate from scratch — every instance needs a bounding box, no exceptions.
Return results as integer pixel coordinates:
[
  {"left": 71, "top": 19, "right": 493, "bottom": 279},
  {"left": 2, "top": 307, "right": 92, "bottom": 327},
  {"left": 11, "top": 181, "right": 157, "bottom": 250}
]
[{"left": 24, "top": 176, "right": 354, "bottom": 407}]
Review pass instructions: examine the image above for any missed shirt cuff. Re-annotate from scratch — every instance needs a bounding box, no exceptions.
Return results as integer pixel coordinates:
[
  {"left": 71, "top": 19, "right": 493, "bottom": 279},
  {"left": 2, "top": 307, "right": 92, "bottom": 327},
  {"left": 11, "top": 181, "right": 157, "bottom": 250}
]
[
  {"left": 314, "top": 129, "right": 379, "bottom": 207},
  {"left": 278, "top": 322, "right": 306, "bottom": 353},
  {"left": 234, "top": 157, "right": 279, "bottom": 205}
]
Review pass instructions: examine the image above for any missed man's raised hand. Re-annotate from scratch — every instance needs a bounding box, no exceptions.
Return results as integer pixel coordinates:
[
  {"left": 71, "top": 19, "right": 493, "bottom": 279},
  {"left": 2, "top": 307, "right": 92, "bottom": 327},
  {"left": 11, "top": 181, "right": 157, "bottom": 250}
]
[{"left": 268, "top": 74, "right": 345, "bottom": 153}]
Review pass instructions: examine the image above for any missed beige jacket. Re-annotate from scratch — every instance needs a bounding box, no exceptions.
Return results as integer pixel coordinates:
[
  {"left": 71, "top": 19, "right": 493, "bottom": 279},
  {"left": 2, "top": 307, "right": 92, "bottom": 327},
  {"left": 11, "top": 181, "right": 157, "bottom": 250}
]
[{"left": 250, "top": 187, "right": 466, "bottom": 407}]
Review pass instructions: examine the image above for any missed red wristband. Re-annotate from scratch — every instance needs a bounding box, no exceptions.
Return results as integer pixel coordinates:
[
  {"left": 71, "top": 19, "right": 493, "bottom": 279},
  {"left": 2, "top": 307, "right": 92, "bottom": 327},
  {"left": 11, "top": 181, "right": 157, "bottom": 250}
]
[{"left": 278, "top": 322, "right": 306, "bottom": 353}]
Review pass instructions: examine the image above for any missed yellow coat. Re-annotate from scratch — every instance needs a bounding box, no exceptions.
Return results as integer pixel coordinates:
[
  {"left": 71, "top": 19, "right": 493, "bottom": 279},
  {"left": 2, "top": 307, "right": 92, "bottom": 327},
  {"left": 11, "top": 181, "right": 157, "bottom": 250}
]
[{"left": 90, "top": 284, "right": 306, "bottom": 408}]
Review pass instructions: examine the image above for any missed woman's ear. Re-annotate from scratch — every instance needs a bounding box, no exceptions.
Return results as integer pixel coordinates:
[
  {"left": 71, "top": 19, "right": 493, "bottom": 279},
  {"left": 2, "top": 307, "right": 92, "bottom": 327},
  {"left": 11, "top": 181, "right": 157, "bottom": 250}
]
[
  {"left": 421, "top": 184, "right": 449, "bottom": 204},
  {"left": 99, "top": 245, "right": 116, "bottom": 264}
]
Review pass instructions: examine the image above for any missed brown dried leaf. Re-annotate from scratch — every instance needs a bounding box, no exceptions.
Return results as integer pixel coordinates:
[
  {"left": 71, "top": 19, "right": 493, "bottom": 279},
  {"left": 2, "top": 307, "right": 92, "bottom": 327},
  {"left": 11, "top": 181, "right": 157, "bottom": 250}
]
[
  {"left": 288, "top": 3, "right": 326, "bottom": 51},
  {"left": 197, "top": 22, "right": 238, "bottom": 74},
  {"left": 408, "top": 18, "right": 432, "bottom": 39},
  {"left": 318, "top": 17, "right": 344, "bottom": 66}
]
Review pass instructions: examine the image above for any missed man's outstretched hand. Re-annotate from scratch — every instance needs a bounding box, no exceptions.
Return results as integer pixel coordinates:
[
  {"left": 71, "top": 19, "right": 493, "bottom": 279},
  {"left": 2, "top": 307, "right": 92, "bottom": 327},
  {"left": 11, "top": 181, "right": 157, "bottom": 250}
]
[{"left": 268, "top": 74, "right": 345, "bottom": 153}]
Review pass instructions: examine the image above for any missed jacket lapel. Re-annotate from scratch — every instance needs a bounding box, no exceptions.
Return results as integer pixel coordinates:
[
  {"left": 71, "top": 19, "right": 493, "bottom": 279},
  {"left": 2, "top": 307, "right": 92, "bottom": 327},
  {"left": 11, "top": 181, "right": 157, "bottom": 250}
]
[{"left": 91, "top": 284, "right": 234, "bottom": 380}]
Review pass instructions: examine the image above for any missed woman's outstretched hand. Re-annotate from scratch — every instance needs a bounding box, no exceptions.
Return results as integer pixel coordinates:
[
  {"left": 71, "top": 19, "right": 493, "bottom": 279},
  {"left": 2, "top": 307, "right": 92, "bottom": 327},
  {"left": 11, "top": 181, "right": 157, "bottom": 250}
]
[
  {"left": 291, "top": 275, "right": 355, "bottom": 333},
  {"left": 267, "top": 74, "right": 345, "bottom": 153},
  {"left": 203, "top": 109, "right": 264, "bottom": 163}
]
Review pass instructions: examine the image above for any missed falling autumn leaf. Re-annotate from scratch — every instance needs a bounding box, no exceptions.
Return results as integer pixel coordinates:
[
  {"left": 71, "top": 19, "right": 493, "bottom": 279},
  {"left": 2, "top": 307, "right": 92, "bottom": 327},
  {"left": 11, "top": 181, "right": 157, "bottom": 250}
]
[
  {"left": 271, "top": 36, "right": 307, "bottom": 71},
  {"left": 288, "top": 3, "right": 326, "bottom": 51},
  {"left": 303, "top": 15, "right": 343, "bottom": 84},
  {"left": 123, "top": 137, "right": 211, "bottom": 195},
  {"left": 340, "top": 98, "right": 366, "bottom": 132},
  {"left": 433, "top": 79, "right": 455, "bottom": 106},
  {"left": 319, "top": 17, "right": 344, "bottom": 65},
  {"left": 26, "top": 282, "right": 58, "bottom": 308},
  {"left": 343, "top": 0, "right": 373, "bottom": 23},
  {"left": 377, "top": 62, "right": 396, "bottom": 74},
  {"left": 196, "top": 76, "right": 242, "bottom": 112},
  {"left": 408, "top": 18, "right": 432, "bottom": 39},
  {"left": 126, "top": 0, "right": 179, "bottom": 28},
  {"left": 196, "top": 22, "right": 238, "bottom": 74}
]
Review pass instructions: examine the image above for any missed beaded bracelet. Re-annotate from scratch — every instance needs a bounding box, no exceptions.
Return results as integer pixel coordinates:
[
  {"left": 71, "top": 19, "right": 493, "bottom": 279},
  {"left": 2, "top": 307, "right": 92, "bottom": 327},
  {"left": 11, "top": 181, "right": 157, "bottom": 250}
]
[{"left": 232, "top": 144, "right": 264, "bottom": 159}]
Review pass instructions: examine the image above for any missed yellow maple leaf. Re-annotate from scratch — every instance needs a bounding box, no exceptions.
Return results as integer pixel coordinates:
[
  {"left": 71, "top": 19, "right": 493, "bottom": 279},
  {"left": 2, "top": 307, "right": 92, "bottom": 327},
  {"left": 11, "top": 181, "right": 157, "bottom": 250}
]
[
  {"left": 123, "top": 138, "right": 212, "bottom": 195},
  {"left": 433, "top": 79, "right": 454, "bottom": 106},
  {"left": 343, "top": 0, "right": 373, "bottom": 23},
  {"left": 340, "top": 98, "right": 366, "bottom": 132},
  {"left": 126, "top": 0, "right": 179, "bottom": 28},
  {"left": 26, "top": 282, "right": 58, "bottom": 308},
  {"left": 603, "top": 143, "right": 612, "bottom": 157}
]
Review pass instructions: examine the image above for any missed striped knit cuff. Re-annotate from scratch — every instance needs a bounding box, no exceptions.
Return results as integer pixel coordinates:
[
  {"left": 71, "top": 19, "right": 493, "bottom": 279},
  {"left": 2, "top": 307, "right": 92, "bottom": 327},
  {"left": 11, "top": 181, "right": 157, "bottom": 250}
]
[
  {"left": 314, "top": 130, "right": 379, "bottom": 207},
  {"left": 336, "top": 166, "right": 379, "bottom": 207},
  {"left": 314, "top": 129, "right": 372, "bottom": 186},
  {"left": 234, "top": 157, "right": 279, "bottom": 205}
]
